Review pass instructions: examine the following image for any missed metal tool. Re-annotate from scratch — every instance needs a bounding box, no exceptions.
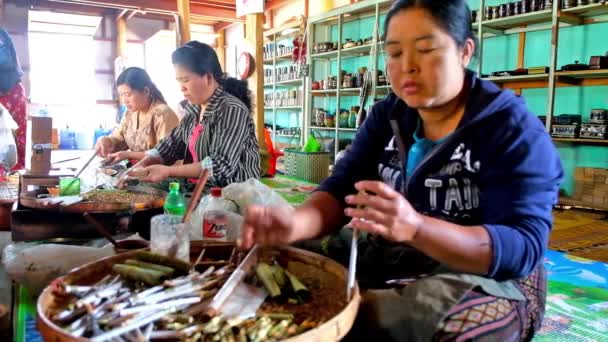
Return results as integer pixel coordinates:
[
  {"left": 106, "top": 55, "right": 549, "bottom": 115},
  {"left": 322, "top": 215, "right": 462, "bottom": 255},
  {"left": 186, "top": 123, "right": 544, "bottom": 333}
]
[
  {"left": 347, "top": 229, "right": 359, "bottom": 301},
  {"left": 83, "top": 212, "right": 119, "bottom": 248},
  {"left": 63, "top": 151, "right": 98, "bottom": 192},
  {"left": 208, "top": 245, "right": 267, "bottom": 319},
  {"left": 346, "top": 190, "right": 366, "bottom": 301},
  {"left": 51, "top": 157, "right": 81, "bottom": 165}
]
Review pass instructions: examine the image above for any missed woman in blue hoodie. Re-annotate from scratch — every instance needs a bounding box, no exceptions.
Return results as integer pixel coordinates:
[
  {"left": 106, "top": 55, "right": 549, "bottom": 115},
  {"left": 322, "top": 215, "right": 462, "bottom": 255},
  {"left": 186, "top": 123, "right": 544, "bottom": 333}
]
[{"left": 240, "top": 0, "right": 563, "bottom": 340}]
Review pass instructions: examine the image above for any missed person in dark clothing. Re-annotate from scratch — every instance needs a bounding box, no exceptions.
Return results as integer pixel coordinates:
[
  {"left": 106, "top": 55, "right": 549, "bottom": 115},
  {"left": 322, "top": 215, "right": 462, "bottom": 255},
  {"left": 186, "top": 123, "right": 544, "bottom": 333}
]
[{"left": 239, "top": 0, "right": 563, "bottom": 340}]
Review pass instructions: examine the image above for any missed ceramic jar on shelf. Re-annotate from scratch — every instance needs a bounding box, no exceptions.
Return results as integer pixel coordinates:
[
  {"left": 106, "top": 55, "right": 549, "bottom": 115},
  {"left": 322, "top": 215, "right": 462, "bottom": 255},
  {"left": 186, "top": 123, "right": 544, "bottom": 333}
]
[{"left": 325, "top": 113, "right": 335, "bottom": 128}]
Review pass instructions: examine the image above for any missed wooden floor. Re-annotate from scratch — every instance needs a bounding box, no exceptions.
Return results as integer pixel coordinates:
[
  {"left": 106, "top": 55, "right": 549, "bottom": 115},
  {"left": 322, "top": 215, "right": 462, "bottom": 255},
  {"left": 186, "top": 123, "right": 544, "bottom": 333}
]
[{"left": 551, "top": 208, "right": 608, "bottom": 262}]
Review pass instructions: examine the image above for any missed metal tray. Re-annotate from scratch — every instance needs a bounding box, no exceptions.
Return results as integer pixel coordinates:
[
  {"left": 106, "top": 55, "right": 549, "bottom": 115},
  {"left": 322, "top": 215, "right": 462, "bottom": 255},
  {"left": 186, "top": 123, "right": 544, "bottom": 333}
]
[{"left": 19, "top": 186, "right": 166, "bottom": 214}]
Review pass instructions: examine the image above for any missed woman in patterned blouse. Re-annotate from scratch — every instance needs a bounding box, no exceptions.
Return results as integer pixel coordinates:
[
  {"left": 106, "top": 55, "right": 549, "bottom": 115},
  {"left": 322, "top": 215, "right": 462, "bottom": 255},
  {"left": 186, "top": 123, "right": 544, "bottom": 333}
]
[
  {"left": 125, "top": 41, "right": 260, "bottom": 188},
  {"left": 96, "top": 67, "right": 179, "bottom": 164}
]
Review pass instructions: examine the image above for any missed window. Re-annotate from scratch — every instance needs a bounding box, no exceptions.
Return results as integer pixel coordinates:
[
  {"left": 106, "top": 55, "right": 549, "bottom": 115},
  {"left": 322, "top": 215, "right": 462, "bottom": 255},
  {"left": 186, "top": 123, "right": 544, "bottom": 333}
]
[{"left": 28, "top": 11, "right": 101, "bottom": 105}]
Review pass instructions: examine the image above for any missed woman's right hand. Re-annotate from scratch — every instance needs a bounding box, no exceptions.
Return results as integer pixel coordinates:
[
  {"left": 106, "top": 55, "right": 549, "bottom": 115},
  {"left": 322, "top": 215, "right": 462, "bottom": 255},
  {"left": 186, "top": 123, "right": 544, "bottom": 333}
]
[
  {"left": 95, "top": 137, "right": 114, "bottom": 157},
  {"left": 102, "top": 151, "right": 129, "bottom": 166},
  {"left": 239, "top": 205, "right": 299, "bottom": 249}
]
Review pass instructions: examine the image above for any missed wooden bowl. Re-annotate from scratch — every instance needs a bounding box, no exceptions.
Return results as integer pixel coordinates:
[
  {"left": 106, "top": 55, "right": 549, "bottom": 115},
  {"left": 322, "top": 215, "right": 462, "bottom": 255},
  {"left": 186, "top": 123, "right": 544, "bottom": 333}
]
[{"left": 37, "top": 242, "right": 360, "bottom": 342}]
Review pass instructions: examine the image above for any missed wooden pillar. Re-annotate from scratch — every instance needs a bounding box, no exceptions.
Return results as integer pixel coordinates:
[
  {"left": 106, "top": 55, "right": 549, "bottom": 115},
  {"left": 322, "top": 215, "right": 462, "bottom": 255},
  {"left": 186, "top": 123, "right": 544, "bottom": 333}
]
[
  {"left": 517, "top": 32, "right": 526, "bottom": 69},
  {"left": 177, "top": 0, "right": 191, "bottom": 45},
  {"left": 245, "top": 13, "right": 268, "bottom": 170},
  {"left": 216, "top": 29, "right": 226, "bottom": 70},
  {"left": 116, "top": 14, "right": 127, "bottom": 58}
]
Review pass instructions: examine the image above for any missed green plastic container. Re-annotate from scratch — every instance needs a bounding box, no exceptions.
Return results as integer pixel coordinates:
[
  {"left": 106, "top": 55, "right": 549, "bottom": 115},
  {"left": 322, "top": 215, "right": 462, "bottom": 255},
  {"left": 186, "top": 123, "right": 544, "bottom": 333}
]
[
  {"left": 163, "top": 182, "right": 186, "bottom": 216},
  {"left": 59, "top": 177, "right": 80, "bottom": 196}
]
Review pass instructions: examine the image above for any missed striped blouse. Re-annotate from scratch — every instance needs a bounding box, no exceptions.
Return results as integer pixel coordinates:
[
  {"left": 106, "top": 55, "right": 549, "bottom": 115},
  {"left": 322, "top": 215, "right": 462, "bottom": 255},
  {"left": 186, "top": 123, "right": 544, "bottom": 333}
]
[{"left": 155, "top": 86, "right": 260, "bottom": 188}]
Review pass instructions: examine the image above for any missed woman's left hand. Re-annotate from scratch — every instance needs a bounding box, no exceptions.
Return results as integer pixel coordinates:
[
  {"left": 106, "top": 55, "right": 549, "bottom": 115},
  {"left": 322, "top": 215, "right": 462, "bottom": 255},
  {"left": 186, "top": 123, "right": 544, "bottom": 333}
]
[
  {"left": 137, "top": 165, "right": 171, "bottom": 183},
  {"left": 344, "top": 181, "right": 423, "bottom": 243}
]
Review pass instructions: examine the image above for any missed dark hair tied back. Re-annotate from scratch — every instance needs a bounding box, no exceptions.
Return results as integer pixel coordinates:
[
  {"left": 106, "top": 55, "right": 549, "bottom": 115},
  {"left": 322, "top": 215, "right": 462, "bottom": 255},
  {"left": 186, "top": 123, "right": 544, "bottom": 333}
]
[
  {"left": 383, "top": 0, "right": 478, "bottom": 58},
  {"left": 116, "top": 67, "right": 166, "bottom": 104},
  {"left": 172, "top": 40, "right": 252, "bottom": 110}
]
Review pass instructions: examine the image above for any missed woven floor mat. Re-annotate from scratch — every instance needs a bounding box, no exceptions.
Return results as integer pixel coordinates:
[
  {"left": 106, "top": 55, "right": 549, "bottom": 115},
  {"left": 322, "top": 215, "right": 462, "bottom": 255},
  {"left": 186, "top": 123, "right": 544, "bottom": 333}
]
[
  {"left": 549, "top": 221, "right": 608, "bottom": 251},
  {"left": 553, "top": 210, "right": 606, "bottom": 231},
  {"left": 567, "top": 244, "right": 608, "bottom": 263}
]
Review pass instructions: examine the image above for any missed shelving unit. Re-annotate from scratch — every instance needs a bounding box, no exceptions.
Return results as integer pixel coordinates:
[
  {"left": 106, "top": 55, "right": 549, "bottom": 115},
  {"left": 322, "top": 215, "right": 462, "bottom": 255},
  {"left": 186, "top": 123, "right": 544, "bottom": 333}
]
[
  {"left": 472, "top": 0, "right": 608, "bottom": 207},
  {"left": 263, "top": 19, "right": 306, "bottom": 150},
  {"left": 304, "top": 0, "right": 392, "bottom": 162},
  {"left": 553, "top": 138, "right": 608, "bottom": 145},
  {"left": 472, "top": 0, "right": 608, "bottom": 135}
]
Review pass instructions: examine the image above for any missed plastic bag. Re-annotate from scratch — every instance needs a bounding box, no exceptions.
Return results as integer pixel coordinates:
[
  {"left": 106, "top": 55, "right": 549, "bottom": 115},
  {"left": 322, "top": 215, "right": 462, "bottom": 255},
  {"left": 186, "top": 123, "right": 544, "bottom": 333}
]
[
  {"left": 2, "top": 242, "right": 116, "bottom": 294},
  {"left": 222, "top": 178, "right": 293, "bottom": 216},
  {"left": 301, "top": 133, "right": 322, "bottom": 153},
  {"left": 0, "top": 103, "right": 17, "bottom": 172}
]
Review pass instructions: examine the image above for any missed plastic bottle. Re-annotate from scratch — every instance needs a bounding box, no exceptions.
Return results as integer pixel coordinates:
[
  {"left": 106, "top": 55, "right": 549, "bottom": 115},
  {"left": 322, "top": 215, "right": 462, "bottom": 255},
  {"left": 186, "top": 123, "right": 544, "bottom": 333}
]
[
  {"left": 202, "top": 187, "right": 230, "bottom": 241},
  {"left": 94, "top": 124, "right": 108, "bottom": 145},
  {"left": 59, "top": 125, "right": 76, "bottom": 150},
  {"left": 164, "top": 182, "right": 186, "bottom": 216}
]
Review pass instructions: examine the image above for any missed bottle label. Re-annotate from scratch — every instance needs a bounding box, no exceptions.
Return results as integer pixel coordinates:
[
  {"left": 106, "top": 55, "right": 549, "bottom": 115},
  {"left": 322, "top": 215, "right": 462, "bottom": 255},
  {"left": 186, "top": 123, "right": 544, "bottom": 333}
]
[{"left": 203, "top": 211, "right": 228, "bottom": 240}]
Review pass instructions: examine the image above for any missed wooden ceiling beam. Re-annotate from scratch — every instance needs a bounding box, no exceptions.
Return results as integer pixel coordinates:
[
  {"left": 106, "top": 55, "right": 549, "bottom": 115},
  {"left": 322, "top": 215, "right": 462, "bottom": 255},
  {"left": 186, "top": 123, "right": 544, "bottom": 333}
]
[
  {"left": 265, "top": 0, "right": 293, "bottom": 11},
  {"left": 18, "top": 0, "right": 239, "bottom": 22},
  {"left": 214, "top": 21, "right": 237, "bottom": 32},
  {"left": 16, "top": 0, "right": 110, "bottom": 15}
]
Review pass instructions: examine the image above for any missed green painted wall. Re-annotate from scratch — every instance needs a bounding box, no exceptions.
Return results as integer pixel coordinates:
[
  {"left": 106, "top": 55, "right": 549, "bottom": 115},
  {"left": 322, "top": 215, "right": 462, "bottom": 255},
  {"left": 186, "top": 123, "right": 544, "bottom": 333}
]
[
  {"left": 307, "top": 4, "right": 608, "bottom": 186},
  {"left": 467, "top": 0, "right": 608, "bottom": 195}
]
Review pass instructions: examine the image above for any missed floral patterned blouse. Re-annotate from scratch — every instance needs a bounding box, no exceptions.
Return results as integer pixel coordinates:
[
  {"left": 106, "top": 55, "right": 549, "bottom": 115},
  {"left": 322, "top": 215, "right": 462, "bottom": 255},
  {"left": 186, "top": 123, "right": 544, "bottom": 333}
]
[{"left": 109, "top": 101, "right": 179, "bottom": 152}]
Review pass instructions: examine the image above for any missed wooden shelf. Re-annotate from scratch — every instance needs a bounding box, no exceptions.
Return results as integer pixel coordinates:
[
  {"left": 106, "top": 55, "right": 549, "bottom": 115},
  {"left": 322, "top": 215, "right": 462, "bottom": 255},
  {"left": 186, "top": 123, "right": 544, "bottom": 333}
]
[
  {"left": 263, "top": 54, "right": 297, "bottom": 63},
  {"left": 309, "top": 126, "right": 336, "bottom": 131},
  {"left": 340, "top": 44, "right": 374, "bottom": 56},
  {"left": 275, "top": 106, "right": 303, "bottom": 110},
  {"left": 307, "top": 126, "right": 357, "bottom": 132},
  {"left": 275, "top": 79, "right": 303, "bottom": 86},
  {"left": 562, "top": 2, "right": 608, "bottom": 18},
  {"left": 553, "top": 138, "right": 608, "bottom": 145},
  {"left": 265, "top": 106, "right": 303, "bottom": 111},
  {"left": 484, "top": 74, "right": 549, "bottom": 83},
  {"left": 482, "top": 9, "right": 553, "bottom": 30},
  {"left": 275, "top": 53, "right": 293, "bottom": 61},
  {"left": 311, "top": 44, "right": 374, "bottom": 60},
  {"left": 555, "top": 69, "right": 608, "bottom": 79},
  {"left": 275, "top": 134, "right": 300, "bottom": 138},
  {"left": 339, "top": 87, "right": 362, "bottom": 95},
  {"left": 311, "top": 89, "right": 338, "bottom": 96},
  {"left": 486, "top": 70, "right": 608, "bottom": 89},
  {"left": 311, "top": 49, "right": 338, "bottom": 59}
]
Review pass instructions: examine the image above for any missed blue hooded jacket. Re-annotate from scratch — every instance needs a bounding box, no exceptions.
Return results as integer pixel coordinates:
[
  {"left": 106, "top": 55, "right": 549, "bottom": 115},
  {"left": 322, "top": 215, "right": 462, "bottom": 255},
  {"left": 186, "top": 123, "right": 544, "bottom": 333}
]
[
  {"left": 0, "top": 27, "right": 23, "bottom": 95},
  {"left": 318, "top": 70, "right": 563, "bottom": 281}
]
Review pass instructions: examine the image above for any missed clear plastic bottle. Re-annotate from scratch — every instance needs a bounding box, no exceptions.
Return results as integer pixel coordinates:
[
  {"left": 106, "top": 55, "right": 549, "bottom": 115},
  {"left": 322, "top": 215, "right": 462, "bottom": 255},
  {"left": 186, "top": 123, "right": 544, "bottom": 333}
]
[
  {"left": 164, "top": 182, "right": 186, "bottom": 216},
  {"left": 202, "top": 187, "right": 229, "bottom": 241}
]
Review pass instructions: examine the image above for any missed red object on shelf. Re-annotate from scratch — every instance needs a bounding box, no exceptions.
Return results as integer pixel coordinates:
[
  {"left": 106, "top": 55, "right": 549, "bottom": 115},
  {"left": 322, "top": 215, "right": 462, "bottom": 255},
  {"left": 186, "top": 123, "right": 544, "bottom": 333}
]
[{"left": 292, "top": 35, "right": 307, "bottom": 64}]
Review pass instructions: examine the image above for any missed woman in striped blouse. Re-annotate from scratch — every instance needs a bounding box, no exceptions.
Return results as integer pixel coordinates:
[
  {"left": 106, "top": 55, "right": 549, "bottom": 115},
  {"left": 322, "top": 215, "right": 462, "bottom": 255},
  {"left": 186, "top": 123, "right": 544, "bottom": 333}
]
[{"left": 125, "top": 41, "right": 261, "bottom": 188}]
